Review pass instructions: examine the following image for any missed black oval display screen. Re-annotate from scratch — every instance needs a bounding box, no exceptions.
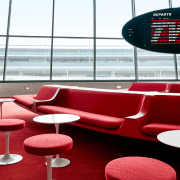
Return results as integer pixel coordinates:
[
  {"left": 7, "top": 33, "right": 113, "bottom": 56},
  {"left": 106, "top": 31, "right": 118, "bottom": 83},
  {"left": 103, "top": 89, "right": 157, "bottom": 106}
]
[{"left": 122, "top": 8, "right": 180, "bottom": 54}]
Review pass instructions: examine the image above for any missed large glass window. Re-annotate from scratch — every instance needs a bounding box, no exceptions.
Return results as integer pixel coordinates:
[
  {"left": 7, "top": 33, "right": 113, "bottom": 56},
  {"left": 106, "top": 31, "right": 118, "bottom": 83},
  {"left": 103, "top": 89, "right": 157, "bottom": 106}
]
[
  {"left": 0, "top": 38, "right": 6, "bottom": 80},
  {"left": 52, "top": 38, "right": 93, "bottom": 80},
  {"left": 0, "top": 0, "right": 9, "bottom": 35},
  {"left": 0, "top": 0, "right": 179, "bottom": 82},
  {"left": 96, "top": 39, "right": 135, "bottom": 80},
  {"left": 172, "top": 0, "right": 180, "bottom": 7},
  {"left": 135, "top": 0, "right": 168, "bottom": 16},
  {"left": 96, "top": 0, "right": 131, "bottom": 38},
  {"left": 169, "top": 0, "right": 180, "bottom": 79},
  {"left": 137, "top": 49, "right": 175, "bottom": 80},
  {"left": 10, "top": 0, "right": 52, "bottom": 36},
  {"left": 135, "top": 0, "right": 175, "bottom": 80},
  {"left": 54, "top": 0, "right": 93, "bottom": 37},
  {"left": 176, "top": 55, "right": 180, "bottom": 79},
  {"left": 5, "top": 37, "right": 51, "bottom": 81}
]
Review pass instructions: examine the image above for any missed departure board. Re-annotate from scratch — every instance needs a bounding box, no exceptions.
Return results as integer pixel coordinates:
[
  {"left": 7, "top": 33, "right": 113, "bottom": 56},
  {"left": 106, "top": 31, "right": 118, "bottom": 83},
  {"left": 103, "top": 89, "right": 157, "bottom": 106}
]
[
  {"left": 151, "top": 19, "right": 180, "bottom": 45},
  {"left": 122, "top": 8, "right": 180, "bottom": 54}
]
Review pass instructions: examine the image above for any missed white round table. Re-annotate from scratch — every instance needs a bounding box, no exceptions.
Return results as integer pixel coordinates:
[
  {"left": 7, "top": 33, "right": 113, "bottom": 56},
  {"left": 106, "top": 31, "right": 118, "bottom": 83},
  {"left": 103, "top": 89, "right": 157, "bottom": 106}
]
[
  {"left": 33, "top": 114, "right": 80, "bottom": 168},
  {"left": 157, "top": 130, "right": 180, "bottom": 148},
  {"left": 0, "top": 99, "right": 15, "bottom": 119}
]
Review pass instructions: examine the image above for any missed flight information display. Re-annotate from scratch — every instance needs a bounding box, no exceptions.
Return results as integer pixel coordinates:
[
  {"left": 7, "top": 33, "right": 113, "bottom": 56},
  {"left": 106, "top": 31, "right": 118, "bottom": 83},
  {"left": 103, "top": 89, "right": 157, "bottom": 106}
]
[
  {"left": 151, "top": 19, "right": 180, "bottom": 45},
  {"left": 122, "top": 8, "right": 180, "bottom": 54}
]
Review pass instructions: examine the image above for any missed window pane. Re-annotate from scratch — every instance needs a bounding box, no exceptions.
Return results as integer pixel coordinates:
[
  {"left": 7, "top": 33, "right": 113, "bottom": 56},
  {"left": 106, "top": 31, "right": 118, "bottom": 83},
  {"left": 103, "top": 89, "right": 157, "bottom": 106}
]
[
  {"left": 96, "top": 39, "right": 135, "bottom": 80},
  {"left": 176, "top": 55, "right": 180, "bottom": 79},
  {"left": 135, "top": 0, "right": 173, "bottom": 80},
  {"left": 172, "top": 0, "right": 180, "bottom": 7},
  {"left": 96, "top": 0, "right": 131, "bottom": 38},
  {"left": 54, "top": 0, "right": 93, "bottom": 37},
  {"left": 136, "top": 0, "right": 168, "bottom": 16},
  {"left": 5, "top": 38, "right": 51, "bottom": 81},
  {"left": 10, "top": 0, "right": 52, "bottom": 36},
  {"left": 175, "top": 0, "right": 180, "bottom": 74},
  {"left": 0, "top": 38, "right": 6, "bottom": 80},
  {"left": 137, "top": 49, "right": 175, "bottom": 80},
  {"left": 0, "top": 1, "right": 9, "bottom": 35},
  {"left": 52, "top": 38, "right": 93, "bottom": 80}
]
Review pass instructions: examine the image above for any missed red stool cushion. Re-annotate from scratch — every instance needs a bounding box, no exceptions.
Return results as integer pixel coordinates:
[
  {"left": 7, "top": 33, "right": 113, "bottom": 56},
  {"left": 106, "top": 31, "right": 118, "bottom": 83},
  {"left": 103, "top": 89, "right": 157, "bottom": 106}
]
[
  {"left": 105, "top": 157, "right": 176, "bottom": 180},
  {"left": 0, "top": 119, "right": 25, "bottom": 131},
  {"left": 24, "top": 134, "right": 73, "bottom": 156}
]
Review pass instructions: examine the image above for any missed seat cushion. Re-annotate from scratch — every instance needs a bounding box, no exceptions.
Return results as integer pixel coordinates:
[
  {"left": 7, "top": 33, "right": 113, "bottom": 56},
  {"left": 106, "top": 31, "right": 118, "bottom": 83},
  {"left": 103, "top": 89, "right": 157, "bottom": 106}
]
[
  {"left": 105, "top": 156, "right": 176, "bottom": 180},
  {"left": 0, "top": 119, "right": 25, "bottom": 131},
  {"left": 37, "top": 105, "right": 124, "bottom": 129},
  {"left": 142, "top": 123, "right": 180, "bottom": 136},
  {"left": 24, "top": 134, "right": 73, "bottom": 156},
  {"left": 12, "top": 94, "right": 37, "bottom": 108}
]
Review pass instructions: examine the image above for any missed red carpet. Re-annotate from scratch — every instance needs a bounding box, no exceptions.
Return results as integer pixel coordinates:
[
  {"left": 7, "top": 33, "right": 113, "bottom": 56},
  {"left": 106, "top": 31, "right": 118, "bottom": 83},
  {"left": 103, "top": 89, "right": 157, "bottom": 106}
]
[{"left": 0, "top": 101, "right": 180, "bottom": 180}]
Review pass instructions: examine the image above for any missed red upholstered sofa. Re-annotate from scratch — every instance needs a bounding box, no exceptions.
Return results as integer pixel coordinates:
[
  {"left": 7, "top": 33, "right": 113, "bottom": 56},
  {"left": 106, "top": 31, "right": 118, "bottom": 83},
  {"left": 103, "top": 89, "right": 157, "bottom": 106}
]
[
  {"left": 128, "top": 94, "right": 180, "bottom": 138},
  {"left": 127, "top": 82, "right": 169, "bottom": 92},
  {"left": 167, "top": 83, "right": 180, "bottom": 93},
  {"left": 32, "top": 88, "right": 157, "bottom": 141},
  {"left": 12, "top": 84, "right": 180, "bottom": 142},
  {"left": 12, "top": 85, "right": 60, "bottom": 111},
  {"left": 35, "top": 89, "right": 145, "bottom": 129}
]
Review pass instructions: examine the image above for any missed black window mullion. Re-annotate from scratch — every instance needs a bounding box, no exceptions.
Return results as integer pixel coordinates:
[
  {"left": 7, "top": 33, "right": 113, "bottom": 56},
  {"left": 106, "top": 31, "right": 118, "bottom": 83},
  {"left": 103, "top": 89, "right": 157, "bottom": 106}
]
[
  {"left": 132, "top": 0, "right": 138, "bottom": 81},
  {"left": 50, "top": 0, "right": 55, "bottom": 81},
  {"left": 3, "top": 0, "right": 12, "bottom": 81},
  {"left": 93, "top": 0, "right": 96, "bottom": 80}
]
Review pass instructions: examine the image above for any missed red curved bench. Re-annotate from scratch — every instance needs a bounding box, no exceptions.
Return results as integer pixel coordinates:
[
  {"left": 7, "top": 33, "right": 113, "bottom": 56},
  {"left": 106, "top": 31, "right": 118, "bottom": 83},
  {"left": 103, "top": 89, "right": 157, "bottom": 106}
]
[
  {"left": 167, "top": 83, "right": 180, "bottom": 93},
  {"left": 129, "top": 94, "right": 180, "bottom": 137},
  {"left": 12, "top": 85, "right": 60, "bottom": 110}
]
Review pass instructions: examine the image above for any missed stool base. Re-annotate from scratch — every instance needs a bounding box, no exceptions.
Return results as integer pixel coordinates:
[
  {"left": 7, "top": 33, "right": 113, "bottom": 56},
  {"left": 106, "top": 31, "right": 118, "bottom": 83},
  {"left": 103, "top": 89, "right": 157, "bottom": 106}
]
[
  {"left": 52, "top": 157, "right": 70, "bottom": 168},
  {"left": 45, "top": 157, "right": 70, "bottom": 168},
  {"left": 0, "top": 154, "right": 23, "bottom": 165}
]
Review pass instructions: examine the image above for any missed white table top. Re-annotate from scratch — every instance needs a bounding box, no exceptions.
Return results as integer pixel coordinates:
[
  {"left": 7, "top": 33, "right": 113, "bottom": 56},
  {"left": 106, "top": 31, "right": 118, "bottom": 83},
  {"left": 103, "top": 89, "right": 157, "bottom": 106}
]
[
  {"left": 0, "top": 98, "right": 15, "bottom": 103},
  {"left": 157, "top": 130, "right": 180, "bottom": 148},
  {"left": 33, "top": 114, "right": 80, "bottom": 124}
]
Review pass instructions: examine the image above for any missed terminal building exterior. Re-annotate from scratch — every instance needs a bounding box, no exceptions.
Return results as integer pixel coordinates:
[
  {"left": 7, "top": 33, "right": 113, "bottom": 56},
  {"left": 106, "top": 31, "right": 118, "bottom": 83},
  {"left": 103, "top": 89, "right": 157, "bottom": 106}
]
[{"left": 0, "top": 44, "right": 178, "bottom": 81}]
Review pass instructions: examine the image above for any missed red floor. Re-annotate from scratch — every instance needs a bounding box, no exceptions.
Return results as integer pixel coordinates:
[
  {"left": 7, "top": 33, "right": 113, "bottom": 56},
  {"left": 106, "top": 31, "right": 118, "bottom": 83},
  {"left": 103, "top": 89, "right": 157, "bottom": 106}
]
[{"left": 0, "top": 101, "right": 180, "bottom": 180}]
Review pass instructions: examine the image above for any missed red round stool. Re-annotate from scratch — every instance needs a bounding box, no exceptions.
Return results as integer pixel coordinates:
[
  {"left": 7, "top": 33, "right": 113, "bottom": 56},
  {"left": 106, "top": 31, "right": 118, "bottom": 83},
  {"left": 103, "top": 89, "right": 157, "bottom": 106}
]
[
  {"left": 105, "top": 156, "right": 176, "bottom": 180},
  {"left": 24, "top": 134, "right": 73, "bottom": 180},
  {"left": 0, "top": 119, "right": 25, "bottom": 165}
]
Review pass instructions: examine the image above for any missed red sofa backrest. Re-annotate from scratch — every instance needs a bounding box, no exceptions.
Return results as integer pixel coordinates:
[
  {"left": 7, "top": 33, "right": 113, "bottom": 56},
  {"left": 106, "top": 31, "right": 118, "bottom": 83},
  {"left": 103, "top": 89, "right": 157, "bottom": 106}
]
[
  {"left": 56, "top": 89, "right": 145, "bottom": 118},
  {"left": 35, "top": 86, "right": 59, "bottom": 100},
  {"left": 148, "top": 95, "right": 180, "bottom": 124},
  {"left": 168, "top": 83, "right": 180, "bottom": 93},
  {"left": 128, "top": 82, "right": 168, "bottom": 92}
]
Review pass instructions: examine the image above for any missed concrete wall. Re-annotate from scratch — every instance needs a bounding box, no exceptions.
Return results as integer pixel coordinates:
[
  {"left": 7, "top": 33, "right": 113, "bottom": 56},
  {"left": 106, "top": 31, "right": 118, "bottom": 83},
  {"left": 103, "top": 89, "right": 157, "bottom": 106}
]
[{"left": 0, "top": 82, "right": 132, "bottom": 97}]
